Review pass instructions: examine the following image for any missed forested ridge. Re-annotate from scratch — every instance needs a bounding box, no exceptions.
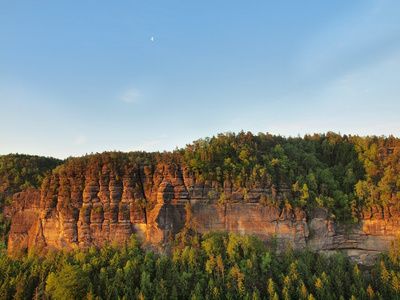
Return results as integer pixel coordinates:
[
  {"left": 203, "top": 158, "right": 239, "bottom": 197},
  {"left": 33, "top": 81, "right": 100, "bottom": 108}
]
[
  {"left": 1, "top": 131, "right": 400, "bottom": 299},
  {"left": 1, "top": 132, "right": 400, "bottom": 240},
  {"left": 11, "top": 131, "right": 400, "bottom": 224},
  {"left": 0, "top": 154, "right": 64, "bottom": 195}
]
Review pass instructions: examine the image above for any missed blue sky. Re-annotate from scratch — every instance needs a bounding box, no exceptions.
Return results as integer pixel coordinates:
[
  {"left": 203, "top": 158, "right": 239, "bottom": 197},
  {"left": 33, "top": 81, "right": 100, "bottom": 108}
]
[{"left": 1, "top": 1, "right": 400, "bottom": 159}]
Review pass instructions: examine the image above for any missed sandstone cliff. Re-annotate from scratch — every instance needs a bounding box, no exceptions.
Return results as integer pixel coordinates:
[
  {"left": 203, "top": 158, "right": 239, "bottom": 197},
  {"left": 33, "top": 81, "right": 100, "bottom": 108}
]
[{"left": 8, "top": 163, "right": 400, "bottom": 265}]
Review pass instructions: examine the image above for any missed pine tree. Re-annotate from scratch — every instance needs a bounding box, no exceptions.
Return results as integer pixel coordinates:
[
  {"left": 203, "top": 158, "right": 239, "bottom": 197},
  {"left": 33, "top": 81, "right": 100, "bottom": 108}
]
[
  {"left": 268, "top": 278, "right": 276, "bottom": 300},
  {"left": 392, "top": 273, "right": 400, "bottom": 294},
  {"left": 298, "top": 281, "right": 308, "bottom": 300},
  {"left": 366, "top": 285, "right": 375, "bottom": 299}
]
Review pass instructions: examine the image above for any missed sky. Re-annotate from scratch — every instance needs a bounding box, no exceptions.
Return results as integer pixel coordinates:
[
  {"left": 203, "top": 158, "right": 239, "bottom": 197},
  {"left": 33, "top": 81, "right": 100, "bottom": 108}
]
[{"left": 1, "top": 1, "right": 400, "bottom": 159}]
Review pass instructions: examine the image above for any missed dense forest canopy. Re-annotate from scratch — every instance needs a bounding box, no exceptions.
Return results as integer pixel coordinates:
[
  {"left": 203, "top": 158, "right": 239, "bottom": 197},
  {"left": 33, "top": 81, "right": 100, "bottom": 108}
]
[
  {"left": 180, "top": 132, "right": 400, "bottom": 224},
  {"left": 2, "top": 230, "right": 400, "bottom": 299},
  {"left": 0, "top": 154, "right": 64, "bottom": 200}
]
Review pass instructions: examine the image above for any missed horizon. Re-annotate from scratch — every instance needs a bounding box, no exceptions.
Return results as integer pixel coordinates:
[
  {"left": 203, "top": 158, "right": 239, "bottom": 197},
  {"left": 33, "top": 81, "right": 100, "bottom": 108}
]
[{"left": 2, "top": 1, "right": 400, "bottom": 159}]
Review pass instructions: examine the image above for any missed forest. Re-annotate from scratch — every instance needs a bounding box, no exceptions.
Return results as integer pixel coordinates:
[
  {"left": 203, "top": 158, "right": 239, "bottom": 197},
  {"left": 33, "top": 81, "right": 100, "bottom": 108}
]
[
  {"left": 2, "top": 228, "right": 400, "bottom": 300},
  {"left": 1, "top": 132, "right": 400, "bottom": 299}
]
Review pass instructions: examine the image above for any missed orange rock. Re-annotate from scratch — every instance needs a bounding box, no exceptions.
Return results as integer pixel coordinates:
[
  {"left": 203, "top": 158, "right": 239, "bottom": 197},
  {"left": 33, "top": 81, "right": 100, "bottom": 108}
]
[{"left": 7, "top": 163, "right": 400, "bottom": 265}]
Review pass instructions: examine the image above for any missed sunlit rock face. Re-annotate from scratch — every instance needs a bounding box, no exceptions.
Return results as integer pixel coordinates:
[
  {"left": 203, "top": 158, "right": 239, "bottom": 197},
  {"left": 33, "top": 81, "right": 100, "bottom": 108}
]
[{"left": 8, "top": 163, "right": 400, "bottom": 265}]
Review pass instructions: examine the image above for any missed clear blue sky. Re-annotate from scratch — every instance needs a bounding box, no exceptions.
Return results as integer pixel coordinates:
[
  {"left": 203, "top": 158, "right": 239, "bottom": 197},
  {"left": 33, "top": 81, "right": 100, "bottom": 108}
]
[{"left": 1, "top": 1, "right": 400, "bottom": 159}]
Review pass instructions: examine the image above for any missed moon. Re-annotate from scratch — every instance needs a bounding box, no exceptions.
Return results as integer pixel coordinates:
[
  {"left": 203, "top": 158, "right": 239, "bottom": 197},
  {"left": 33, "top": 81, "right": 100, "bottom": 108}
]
[{"left": 151, "top": 37, "right": 154, "bottom": 42}]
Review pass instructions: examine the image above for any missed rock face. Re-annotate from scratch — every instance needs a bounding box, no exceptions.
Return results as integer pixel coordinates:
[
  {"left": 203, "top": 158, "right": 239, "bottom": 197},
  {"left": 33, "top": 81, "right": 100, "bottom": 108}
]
[
  {"left": 192, "top": 204, "right": 309, "bottom": 251},
  {"left": 8, "top": 164, "right": 400, "bottom": 265},
  {"left": 8, "top": 188, "right": 42, "bottom": 253}
]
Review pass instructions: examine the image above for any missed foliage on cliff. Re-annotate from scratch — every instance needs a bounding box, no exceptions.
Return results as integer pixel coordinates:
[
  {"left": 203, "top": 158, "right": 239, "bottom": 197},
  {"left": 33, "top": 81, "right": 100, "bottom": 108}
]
[
  {"left": 1, "top": 231, "right": 400, "bottom": 300},
  {"left": 182, "top": 132, "right": 400, "bottom": 221},
  {"left": 181, "top": 132, "right": 366, "bottom": 221},
  {"left": 44, "top": 151, "right": 157, "bottom": 182},
  {"left": 0, "top": 154, "right": 63, "bottom": 202},
  {"left": 354, "top": 135, "right": 400, "bottom": 208}
]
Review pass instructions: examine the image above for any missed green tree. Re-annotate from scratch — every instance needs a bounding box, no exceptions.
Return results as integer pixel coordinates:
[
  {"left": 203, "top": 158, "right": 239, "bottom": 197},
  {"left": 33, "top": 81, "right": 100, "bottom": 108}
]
[{"left": 45, "top": 264, "right": 90, "bottom": 300}]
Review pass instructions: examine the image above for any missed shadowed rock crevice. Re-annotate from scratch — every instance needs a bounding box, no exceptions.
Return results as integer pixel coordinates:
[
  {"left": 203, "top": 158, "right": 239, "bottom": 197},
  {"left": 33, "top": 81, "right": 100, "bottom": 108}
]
[{"left": 136, "top": 165, "right": 149, "bottom": 224}]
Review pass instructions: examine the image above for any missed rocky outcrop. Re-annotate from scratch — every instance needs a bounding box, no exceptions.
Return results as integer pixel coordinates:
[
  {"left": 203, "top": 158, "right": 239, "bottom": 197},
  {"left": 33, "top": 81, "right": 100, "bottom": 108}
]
[
  {"left": 8, "top": 188, "right": 42, "bottom": 253},
  {"left": 192, "top": 204, "right": 309, "bottom": 251},
  {"left": 7, "top": 163, "right": 400, "bottom": 265},
  {"left": 307, "top": 207, "right": 400, "bottom": 265}
]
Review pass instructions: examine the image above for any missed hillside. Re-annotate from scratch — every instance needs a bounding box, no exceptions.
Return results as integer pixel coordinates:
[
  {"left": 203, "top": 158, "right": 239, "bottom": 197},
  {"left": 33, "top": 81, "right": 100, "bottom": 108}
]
[{"left": 3, "top": 132, "right": 400, "bottom": 264}]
